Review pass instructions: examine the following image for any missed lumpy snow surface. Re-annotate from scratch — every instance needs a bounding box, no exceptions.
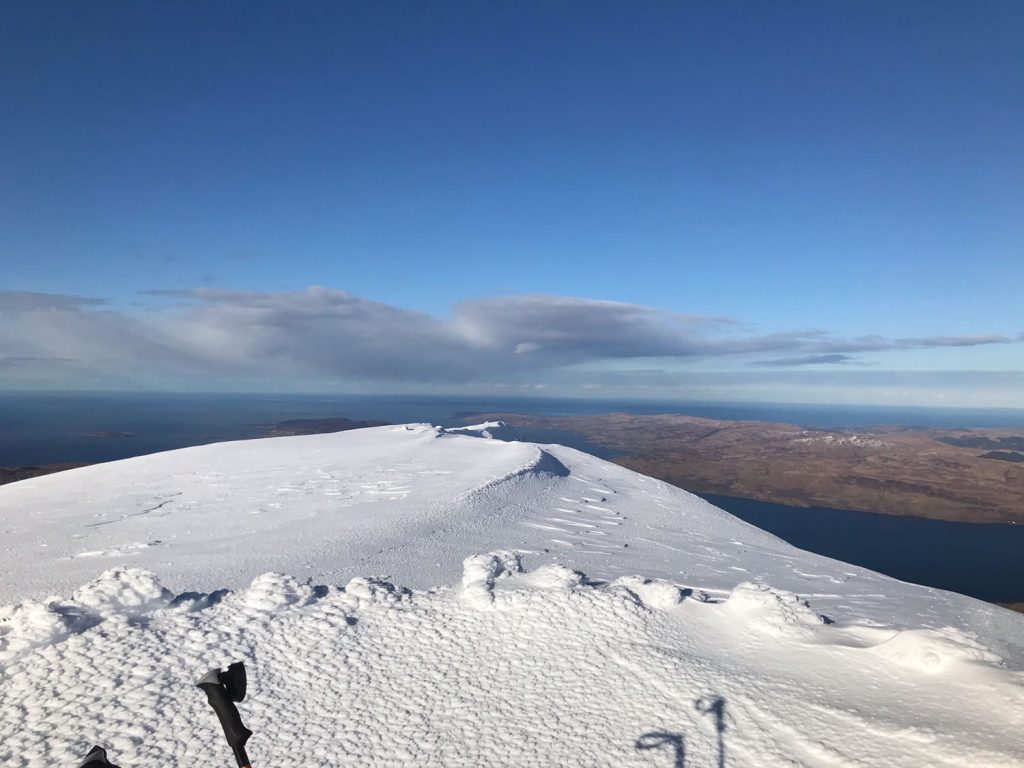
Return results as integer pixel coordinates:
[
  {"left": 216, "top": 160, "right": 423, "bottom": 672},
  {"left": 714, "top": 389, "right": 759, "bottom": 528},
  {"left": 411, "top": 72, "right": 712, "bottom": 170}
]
[{"left": 1, "top": 424, "right": 1022, "bottom": 766}]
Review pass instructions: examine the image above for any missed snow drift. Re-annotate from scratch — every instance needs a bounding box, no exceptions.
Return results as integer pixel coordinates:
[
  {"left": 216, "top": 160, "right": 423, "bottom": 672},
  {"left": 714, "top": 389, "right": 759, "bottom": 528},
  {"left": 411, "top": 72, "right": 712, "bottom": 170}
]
[{"left": 0, "top": 423, "right": 1022, "bottom": 766}]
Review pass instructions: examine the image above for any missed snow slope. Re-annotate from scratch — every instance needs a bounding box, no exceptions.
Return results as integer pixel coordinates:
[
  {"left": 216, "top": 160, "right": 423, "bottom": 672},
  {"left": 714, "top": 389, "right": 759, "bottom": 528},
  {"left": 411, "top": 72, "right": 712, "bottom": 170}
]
[{"left": 1, "top": 424, "right": 1022, "bottom": 766}]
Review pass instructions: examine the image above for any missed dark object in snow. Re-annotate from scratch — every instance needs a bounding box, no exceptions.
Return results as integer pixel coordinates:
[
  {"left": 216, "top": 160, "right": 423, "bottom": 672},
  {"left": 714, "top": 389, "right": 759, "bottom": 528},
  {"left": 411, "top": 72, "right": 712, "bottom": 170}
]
[
  {"left": 78, "top": 746, "right": 119, "bottom": 768},
  {"left": 197, "top": 661, "right": 253, "bottom": 768}
]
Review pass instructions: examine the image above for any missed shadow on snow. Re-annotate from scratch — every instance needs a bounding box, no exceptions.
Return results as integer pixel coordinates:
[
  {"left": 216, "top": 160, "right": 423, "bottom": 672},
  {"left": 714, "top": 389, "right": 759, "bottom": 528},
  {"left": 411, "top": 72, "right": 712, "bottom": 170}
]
[{"left": 635, "top": 695, "right": 727, "bottom": 768}]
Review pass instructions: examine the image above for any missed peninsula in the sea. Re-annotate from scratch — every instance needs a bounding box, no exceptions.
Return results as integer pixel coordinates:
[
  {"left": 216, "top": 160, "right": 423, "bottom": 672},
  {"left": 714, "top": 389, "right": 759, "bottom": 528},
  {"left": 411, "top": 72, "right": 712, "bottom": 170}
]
[{"left": 471, "top": 412, "right": 1024, "bottom": 524}]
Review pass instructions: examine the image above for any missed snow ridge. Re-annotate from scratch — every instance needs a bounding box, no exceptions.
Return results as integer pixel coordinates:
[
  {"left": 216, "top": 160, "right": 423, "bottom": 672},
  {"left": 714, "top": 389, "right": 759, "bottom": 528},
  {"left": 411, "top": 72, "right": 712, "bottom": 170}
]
[
  {"left": 455, "top": 444, "right": 570, "bottom": 500},
  {"left": 442, "top": 420, "right": 521, "bottom": 441}
]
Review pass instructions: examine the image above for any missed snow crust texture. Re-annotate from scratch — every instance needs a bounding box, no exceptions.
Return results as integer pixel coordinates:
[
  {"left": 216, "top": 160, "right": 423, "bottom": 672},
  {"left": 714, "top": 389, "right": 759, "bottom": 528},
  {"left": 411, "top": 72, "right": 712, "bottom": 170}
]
[
  {"left": 1, "top": 423, "right": 1023, "bottom": 766},
  {"left": 2, "top": 560, "right": 1023, "bottom": 767}
]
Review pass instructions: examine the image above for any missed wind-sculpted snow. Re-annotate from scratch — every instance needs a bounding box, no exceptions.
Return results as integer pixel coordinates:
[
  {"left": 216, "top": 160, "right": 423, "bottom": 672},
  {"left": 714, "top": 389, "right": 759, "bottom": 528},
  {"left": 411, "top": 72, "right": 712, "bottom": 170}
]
[
  {"left": 1, "top": 423, "right": 1023, "bottom": 765},
  {"left": 1, "top": 559, "right": 1022, "bottom": 767},
  {"left": 443, "top": 419, "right": 521, "bottom": 441}
]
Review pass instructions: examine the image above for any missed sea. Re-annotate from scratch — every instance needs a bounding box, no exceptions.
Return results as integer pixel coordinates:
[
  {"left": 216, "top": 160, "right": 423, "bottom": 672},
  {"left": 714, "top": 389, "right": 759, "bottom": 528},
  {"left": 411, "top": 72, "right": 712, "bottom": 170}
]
[
  {"left": 3, "top": 391, "right": 1023, "bottom": 603},
  {"left": 5, "top": 391, "right": 1024, "bottom": 467}
]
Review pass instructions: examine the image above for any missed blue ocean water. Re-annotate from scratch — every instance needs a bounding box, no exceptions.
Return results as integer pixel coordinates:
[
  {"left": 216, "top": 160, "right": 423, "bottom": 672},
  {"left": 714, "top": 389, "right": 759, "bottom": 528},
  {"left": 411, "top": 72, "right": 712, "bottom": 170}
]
[
  {"left": 3, "top": 391, "right": 1023, "bottom": 466},
  {"left": 701, "top": 494, "right": 1024, "bottom": 604}
]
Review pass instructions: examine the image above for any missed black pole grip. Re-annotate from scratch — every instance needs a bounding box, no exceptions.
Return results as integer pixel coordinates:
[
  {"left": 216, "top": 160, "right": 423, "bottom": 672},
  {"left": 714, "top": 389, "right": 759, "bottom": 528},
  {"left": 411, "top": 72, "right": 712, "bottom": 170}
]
[
  {"left": 198, "top": 681, "right": 253, "bottom": 754},
  {"left": 78, "top": 746, "right": 120, "bottom": 768}
]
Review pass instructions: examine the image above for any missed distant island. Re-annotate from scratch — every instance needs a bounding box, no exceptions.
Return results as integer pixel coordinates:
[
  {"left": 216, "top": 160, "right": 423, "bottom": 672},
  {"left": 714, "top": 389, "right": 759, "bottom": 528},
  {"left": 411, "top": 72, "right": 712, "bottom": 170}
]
[
  {"left": 259, "top": 417, "right": 389, "bottom": 437},
  {"left": 0, "top": 463, "right": 89, "bottom": 485},
  {"left": 470, "top": 412, "right": 1024, "bottom": 524}
]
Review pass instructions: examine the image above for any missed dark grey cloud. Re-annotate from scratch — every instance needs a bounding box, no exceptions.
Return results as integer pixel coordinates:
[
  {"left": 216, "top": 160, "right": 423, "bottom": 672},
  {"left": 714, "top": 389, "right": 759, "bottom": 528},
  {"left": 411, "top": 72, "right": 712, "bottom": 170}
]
[
  {"left": 0, "top": 356, "right": 76, "bottom": 366},
  {"left": 0, "top": 286, "right": 1018, "bottom": 390},
  {"left": 752, "top": 353, "right": 856, "bottom": 367},
  {"left": 0, "top": 291, "right": 106, "bottom": 310},
  {"left": 896, "top": 335, "right": 1011, "bottom": 348},
  {"left": 540, "top": 367, "right": 1024, "bottom": 394},
  {"left": 452, "top": 294, "right": 738, "bottom": 361},
  {"left": 455, "top": 297, "right": 1011, "bottom": 361},
  {"left": 808, "top": 334, "right": 1012, "bottom": 354}
]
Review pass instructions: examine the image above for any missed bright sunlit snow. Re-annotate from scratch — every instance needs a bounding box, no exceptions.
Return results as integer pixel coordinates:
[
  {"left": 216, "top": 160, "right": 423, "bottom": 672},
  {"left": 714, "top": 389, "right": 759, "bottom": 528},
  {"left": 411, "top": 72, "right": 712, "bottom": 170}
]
[{"left": 1, "top": 424, "right": 1022, "bottom": 766}]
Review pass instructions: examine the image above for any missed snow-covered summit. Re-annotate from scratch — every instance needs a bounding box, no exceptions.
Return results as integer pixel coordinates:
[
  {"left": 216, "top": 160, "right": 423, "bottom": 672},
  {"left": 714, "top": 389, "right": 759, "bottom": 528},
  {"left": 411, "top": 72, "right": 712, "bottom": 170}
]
[
  {"left": 1, "top": 424, "right": 1022, "bottom": 766},
  {"left": 442, "top": 419, "right": 521, "bottom": 440}
]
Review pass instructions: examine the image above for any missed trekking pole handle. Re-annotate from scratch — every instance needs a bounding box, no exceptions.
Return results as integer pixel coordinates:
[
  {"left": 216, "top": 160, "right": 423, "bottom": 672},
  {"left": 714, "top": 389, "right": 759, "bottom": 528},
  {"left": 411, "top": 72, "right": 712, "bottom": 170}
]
[{"left": 197, "top": 669, "right": 253, "bottom": 768}]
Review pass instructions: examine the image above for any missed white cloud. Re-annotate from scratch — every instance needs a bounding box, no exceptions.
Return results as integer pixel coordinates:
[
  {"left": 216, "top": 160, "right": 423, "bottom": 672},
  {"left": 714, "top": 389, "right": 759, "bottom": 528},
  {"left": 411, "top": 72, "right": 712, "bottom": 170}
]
[{"left": 0, "top": 287, "right": 1017, "bottom": 401}]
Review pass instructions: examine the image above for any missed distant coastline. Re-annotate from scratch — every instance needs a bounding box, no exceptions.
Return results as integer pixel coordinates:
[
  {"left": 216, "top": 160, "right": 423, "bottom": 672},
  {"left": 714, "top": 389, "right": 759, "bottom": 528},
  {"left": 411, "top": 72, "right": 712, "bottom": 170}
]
[
  {"left": 0, "top": 463, "right": 88, "bottom": 485},
  {"left": 4, "top": 393, "right": 1024, "bottom": 521},
  {"left": 475, "top": 412, "right": 1024, "bottom": 525},
  {"left": 3, "top": 391, "right": 1024, "bottom": 467}
]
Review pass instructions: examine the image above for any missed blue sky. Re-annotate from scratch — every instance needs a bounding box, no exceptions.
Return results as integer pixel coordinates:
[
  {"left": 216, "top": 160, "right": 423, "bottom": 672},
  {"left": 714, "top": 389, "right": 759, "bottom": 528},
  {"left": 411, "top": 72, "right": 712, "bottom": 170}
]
[{"left": 1, "top": 2, "right": 1022, "bottom": 406}]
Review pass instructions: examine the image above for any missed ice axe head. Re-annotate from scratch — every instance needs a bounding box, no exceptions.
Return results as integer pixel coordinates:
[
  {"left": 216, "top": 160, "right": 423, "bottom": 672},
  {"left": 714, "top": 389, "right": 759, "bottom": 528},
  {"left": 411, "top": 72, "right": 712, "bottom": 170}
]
[{"left": 197, "top": 661, "right": 252, "bottom": 768}]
